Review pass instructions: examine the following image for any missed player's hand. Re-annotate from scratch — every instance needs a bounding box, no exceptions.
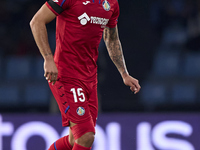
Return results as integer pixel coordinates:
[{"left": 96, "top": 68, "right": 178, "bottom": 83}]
[
  {"left": 122, "top": 74, "right": 141, "bottom": 94},
  {"left": 44, "top": 58, "right": 58, "bottom": 85}
]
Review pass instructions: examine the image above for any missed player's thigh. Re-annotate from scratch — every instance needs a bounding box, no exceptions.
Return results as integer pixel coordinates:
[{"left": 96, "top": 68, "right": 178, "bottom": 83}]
[
  {"left": 49, "top": 78, "right": 95, "bottom": 126},
  {"left": 63, "top": 79, "right": 93, "bottom": 124},
  {"left": 68, "top": 128, "right": 75, "bottom": 146},
  {"left": 49, "top": 79, "right": 71, "bottom": 126},
  {"left": 88, "top": 82, "right": 98, "bottom": 126}
]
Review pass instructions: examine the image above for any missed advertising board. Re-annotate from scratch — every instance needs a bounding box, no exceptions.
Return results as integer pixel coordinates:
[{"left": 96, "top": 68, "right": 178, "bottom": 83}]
[{"left": 0, "top": 113, "right": 199, "bottom": 150}]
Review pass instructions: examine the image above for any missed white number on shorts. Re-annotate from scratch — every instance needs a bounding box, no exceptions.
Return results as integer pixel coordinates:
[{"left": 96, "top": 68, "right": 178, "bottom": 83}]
[{"left": 70, "top": 88, "right": 85, "bottom": 103}]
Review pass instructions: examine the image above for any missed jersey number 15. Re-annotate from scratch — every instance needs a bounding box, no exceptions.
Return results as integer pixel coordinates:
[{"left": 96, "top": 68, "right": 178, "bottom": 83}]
[{"left": 70, "top": 88, "right": 85, "bottom": 103}]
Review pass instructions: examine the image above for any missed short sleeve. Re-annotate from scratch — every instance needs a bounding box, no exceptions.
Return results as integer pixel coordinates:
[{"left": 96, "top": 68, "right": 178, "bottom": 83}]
[
  {"left": 45, "top": 0, "right": 73, "bottom": 16},
  {"left": 106, "top": 1, "right": 120, "bottom": 28}
]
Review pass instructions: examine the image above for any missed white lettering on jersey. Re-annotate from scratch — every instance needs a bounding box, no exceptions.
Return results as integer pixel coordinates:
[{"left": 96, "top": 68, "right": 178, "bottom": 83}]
[
  {"left": 90, "top": 17, "right": 109, "bottom": 25},
  {"left": 53, "top": 0, "right": 59, "bottom": 2},
  {"left": 78, "top": 13, "right": 109, "bottom": 26}
]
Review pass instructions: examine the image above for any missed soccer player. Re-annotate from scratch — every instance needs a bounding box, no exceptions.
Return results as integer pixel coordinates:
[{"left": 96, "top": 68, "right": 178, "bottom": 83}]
[{"left": 30, "top": 0, "right": 141, "bottom": 149}]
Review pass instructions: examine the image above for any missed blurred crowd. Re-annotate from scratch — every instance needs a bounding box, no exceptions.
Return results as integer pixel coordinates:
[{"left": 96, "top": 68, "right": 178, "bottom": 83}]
[
  {"left": 138, "top": 0, "right": 200, "bottom": 111},
  {"left": 0, "top": 0, "right": 55, "bottom": 56},
  {"left": 1, "top": 0, "right": 200, "bottom": 112},
  {"left": 151, "top": 0, "right": 200, "bottom": 50},
  {"left": 1, "top": 0, "right": 200, "bottom": 56}
]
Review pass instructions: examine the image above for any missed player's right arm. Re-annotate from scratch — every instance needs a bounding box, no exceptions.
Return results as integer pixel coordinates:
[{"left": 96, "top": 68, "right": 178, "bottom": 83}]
[{"left": 30, "top": 4, "right": 58, "bottom": 85}]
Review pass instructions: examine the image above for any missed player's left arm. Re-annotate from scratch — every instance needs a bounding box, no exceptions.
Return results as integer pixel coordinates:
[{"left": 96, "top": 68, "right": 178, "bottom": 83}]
[{"left": 103, "top": 26, "right": 141, "bottom": 94}]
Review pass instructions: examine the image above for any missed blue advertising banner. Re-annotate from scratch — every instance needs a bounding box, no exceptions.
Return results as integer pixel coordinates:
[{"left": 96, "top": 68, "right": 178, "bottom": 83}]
[{"left": 0, "top": 113, "right": 200, "bottom": 150}]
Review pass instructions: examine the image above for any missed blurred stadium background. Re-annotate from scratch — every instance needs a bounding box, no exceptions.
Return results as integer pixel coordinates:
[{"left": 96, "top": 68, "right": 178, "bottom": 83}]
[
  {"left": 1, "top": 0, "right": 200, "bottom": 149},
  {"left": 1, "top": 0, "right": 200, "bottom": 113}
]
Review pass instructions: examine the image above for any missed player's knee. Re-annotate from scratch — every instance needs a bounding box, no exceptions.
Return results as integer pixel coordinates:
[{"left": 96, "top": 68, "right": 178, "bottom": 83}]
[
  {"left": 70, "top": 119, "right": 95, "bottom": 147},
  {"left": 76, "top": 132, "right": 95, "bottom": 147}
]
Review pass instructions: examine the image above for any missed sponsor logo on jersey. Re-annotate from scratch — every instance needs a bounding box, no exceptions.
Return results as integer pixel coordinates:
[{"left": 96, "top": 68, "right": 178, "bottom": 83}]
[
  {"left": 83, "top": 1, "right": 91, "bottom": 5},
  {"left": 90, "top": 17, "right": 109, "bottom": 25},
  {"left": 52, "top": 0, "right": 59, "bottom": 2},
  {"left": 78, "top": 13, "right": 91, "bottom": 25},
  {"left": 78, "top": 12, "right": 109, "bottom": 26},
  {"left": 102, "top": 1, "right": 111, "bottom": 11},
  {"left": 77, "top": 107, "right": 85, "bottom": 116}
]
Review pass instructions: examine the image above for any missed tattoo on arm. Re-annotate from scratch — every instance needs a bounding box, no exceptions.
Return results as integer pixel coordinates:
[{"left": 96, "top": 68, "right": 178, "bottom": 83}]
[{"left": 103, "top": 26, "right": 128, "bottom": 76}]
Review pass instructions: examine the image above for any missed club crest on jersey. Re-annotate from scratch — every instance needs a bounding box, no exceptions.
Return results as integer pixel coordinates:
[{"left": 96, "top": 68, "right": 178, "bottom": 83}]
[
  {"left": 52, "top": 0, "right": 59, "bottom": 2},
  {"left": 77, "top": 107, "right": 85, "bottom": 116},
  {"left": 102, "top": 1, "right": 111, "bottom": 11}
]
